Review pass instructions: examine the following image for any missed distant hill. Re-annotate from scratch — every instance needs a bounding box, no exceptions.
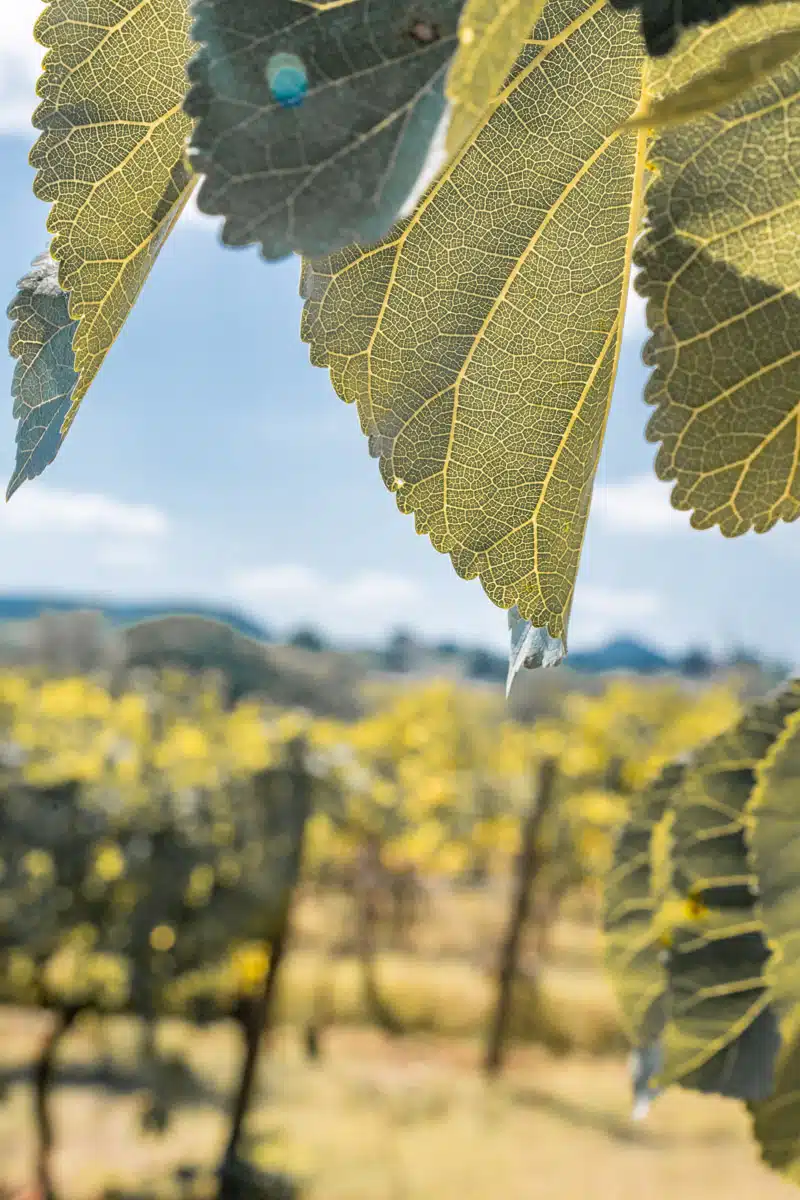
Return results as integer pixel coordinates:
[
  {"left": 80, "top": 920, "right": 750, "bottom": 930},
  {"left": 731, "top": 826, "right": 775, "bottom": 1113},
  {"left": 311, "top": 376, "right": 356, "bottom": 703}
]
[
  {"left": 0, "top": 594, "right": 270, "bottom": 642},
  {"left": 566, "top": 637, "right": 673, "bottom": 675},
  {"left": 0, "top": 594, "right": 783, "bottom": 685}
]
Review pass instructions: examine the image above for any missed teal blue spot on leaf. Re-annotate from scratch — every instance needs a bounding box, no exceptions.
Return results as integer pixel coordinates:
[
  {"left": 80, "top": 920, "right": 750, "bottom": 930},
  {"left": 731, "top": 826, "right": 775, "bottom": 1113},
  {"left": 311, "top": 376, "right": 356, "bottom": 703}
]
[{"left": 266, "top": 52, "right": 308, "bottom": 108}]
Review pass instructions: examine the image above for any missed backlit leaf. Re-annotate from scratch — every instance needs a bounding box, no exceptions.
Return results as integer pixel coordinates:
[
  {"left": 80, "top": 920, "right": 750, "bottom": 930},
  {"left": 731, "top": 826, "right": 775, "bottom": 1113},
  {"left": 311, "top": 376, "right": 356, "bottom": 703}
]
[
  {"left": 29, "top": 0, "right": 196, "bottom": 444},
  {"left": 750, "top": 1016, "right": 800, "bottom": 1180},
  {"left": 185, "top": 0, "right": 466, "bottom": 260},
  {"left": 660, "top": 682, "right": 800, "bottom": 1095},
  {"left": 302, "top": 0, "right": 646, "bottom": 640},
  {"left": 6, "top": 253, "right": 77, "bottom": 499},
  {"left": 626, "top": 27, "right": 800, "bottom": 130},
  {"left": 445, "top": 0, "right": 546, "bottom": 154},
  {"left": 747, "top": 703, "right": 800, "bottom": 1020},
  {"left": 602, "top": 762, "right": 683, "bottom": 1046},
  {"left": 607, "top": 0, "right": 764, "bottom": 59},
  {"left": 664, "top": 912, "right": 780, "bottom": 1099},
  {"left": 635, "top": 3, "right": 800, "bottom": 535}
]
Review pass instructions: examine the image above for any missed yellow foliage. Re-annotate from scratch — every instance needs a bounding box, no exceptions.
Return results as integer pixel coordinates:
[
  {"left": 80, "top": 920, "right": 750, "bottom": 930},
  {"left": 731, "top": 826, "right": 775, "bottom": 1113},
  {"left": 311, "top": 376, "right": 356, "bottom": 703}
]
[
  {"left": 231, "top": 941, "right": 271, "bottom": 993},
  {"left": 23, "top": 849, "right": 54, "bottom": 880},
  {"left": 0, "top": 660, "right": 755, "bottom": 1023},
  {"left": 185, "top": 864, "right": 215, "bottom": 906},
  {"left": 92, "top": 841, "right": 126, "bottom": 883},
  {"left": 150, "top": 924, "right": 176, "bottom": 952}
]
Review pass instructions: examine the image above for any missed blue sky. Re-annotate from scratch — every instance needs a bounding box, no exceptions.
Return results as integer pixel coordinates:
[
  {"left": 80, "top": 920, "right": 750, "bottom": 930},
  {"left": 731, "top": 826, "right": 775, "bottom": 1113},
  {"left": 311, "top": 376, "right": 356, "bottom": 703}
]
[{"left": 1, "top": 3, "right": 798, "bottom": 661}]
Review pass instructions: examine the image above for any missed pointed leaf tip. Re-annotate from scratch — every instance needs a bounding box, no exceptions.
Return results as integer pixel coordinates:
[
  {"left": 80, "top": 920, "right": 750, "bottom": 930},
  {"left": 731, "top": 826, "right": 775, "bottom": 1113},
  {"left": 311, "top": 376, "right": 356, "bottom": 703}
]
[
  {"left": 302, "top": 1, "right": 645, "bottom": 635},
  {"left": 7, "top": 251, "right": 78, "bottom": 498},
  {"left": 506, "top": 606, "right": 565, "bottom": 696},
  {"left": 29, "top": 0, "right": 194, "bottom": 429}
]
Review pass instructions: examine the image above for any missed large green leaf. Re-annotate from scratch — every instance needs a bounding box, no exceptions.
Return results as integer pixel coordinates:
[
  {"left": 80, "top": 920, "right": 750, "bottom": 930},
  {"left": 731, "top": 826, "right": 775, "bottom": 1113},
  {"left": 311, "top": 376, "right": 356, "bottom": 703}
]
[
  {"left": 6, "top": 253, "right": 78, "bottom": 499},
  {"left": 602, "top": 762, "right": 683, "bottom": 1045},
  {"left": 671, "top": 682, "right": 800, "bottom": 905},
  {"left": 747, "top": 703, "right": 800, "bottom": 1020},
  {"left": 302, "top": 0, "right": 647, "bottom": 640},
  {"left": 750, "top": 1016, "right": 800, "bottom": 1181},
  {"left": 608, "top": 0, "right": 766, "bottom": 59},
  {"left": 185, "top": 0, "right": 466, "bottom": 260},
  {"left": 663, "top": 913, "right": 780, "bottom": 1100},
  {"left": 445, "top": 0, "right": 546, "bottom": 153},
  {"left": 27, "top": 0, "right": 195, "bottom": 450},
  {"left": 635, "top": 3, "right": 800, "bottom": 535},
  {"left": 626, "top": 27, "right": 800, "bottom": 130},
  {"left": 660, "top": 682, "right": 800, "bottom": 1096}
]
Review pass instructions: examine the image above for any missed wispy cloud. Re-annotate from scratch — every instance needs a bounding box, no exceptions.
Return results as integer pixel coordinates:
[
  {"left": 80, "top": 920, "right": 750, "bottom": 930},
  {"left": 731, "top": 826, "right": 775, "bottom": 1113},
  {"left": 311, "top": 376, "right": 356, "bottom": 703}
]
[
  {"left": 570, "top": 583, "right": 665, "bottom": 648},
  {"left": 96, "top": 541, "right": 164, "bottom": 571},
  {"left": 229, "top": 564, "right": 424, "bottom": 638},
  {"left": 0, "top": 486, "right": 168, "bottom": 538},
  {"left": 593, "top": 474, "right": 692, "bottom": 536}
]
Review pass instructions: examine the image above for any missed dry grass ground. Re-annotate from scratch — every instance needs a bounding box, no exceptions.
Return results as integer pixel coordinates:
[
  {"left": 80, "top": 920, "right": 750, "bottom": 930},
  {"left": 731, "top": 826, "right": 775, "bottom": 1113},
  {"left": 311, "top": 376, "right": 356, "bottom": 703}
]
[
  {"left": 0, "top": 1010, "right": 795, "bottom": 1200},
  {"left": 283, "top": 890, "right": 621, "bottom": 1053}
]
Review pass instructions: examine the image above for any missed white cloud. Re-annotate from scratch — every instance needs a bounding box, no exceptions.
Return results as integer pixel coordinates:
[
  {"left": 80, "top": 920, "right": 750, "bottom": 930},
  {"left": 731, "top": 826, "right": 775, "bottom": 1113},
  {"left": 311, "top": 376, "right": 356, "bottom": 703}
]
[
  {"left": 570, "top": 583, "right": 664, "bottom": 648},
  {"left": 96, "top": 541, "right": 163, "bottom": 570},
  {"left": 593, "top": 474, "right": 692, "bottom": 536},
  {"left": 0, "top": 2, "right": 44, "bottom": 136},
  {"left": 0, "top": 486, "right": 168, "bottom": 538},
  {"left": 229, "top": 564, "right": 425, "bottom": 638},
  {"left": 336, "top": 570, "right": 421, "bottom": 610},
  {"left": 578, "top": 584, "right": 661, "bottom": 622},
  {"left": 233, "top": 565, "right": 318, "bottom": 600}
]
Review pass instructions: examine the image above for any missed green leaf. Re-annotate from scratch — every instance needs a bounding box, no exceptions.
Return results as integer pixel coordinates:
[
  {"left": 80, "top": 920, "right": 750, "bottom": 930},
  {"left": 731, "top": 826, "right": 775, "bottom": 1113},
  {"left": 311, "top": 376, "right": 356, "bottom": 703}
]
[
  {"left": 29, "top": 0, "right": 196, "bottom": 446},
  {"left": 6, "top": 253, "right": 78, "bottom": 499},
  {"left": 664, "top": 915, "right": 780, "bottom": 1100},
  {"left": 684, "top": 1004, "right": 779, "bottom": 1102},
  {"left": 608, "top": 0, "right": 772, "bottom": 60},
  {"left": 185, "top": 0, "right": 466, "bottom": 260},
  {"left": 671, "top": 681, "right": 800, "bottom": 906},
  {"left": 626, "top": 27, "right": 800, "bottom": 130},
  {"left": 747, "top": 702, "right": 800, "bottom": 1021},
  {"left": 302, "top": 0, "right": 646, "bottom": 640},
  {"left": 660, "top": 682, "right": 800, "bottom": 1095},
  {"left": 635, "top": 2, "right": 800, "bottom": 535},
  {"left": 445, "top": 0, "right": 546, "bottom": 154},
  {"left": 750, "top": 1017, "right": 800, "bottom": 1180},
  {"left": 602, "top": 762, "right": 683, "bottom": 1046}
]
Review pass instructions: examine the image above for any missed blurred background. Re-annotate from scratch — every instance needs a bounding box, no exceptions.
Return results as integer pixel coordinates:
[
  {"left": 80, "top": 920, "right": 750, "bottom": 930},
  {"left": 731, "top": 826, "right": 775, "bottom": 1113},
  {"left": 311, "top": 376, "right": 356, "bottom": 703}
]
[{"left": 1, "top": 5, "right": 799, "bottom": 1200}]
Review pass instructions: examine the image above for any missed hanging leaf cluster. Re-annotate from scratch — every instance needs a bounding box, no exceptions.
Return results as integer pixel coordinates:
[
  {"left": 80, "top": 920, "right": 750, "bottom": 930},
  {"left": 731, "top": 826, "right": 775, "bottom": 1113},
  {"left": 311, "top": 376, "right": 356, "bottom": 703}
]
[
  {"left": 6, "top": 0, "right": 800, "bottom": 675},
  {"left": 602, "top": 678, "right": 800, "bottom": 1181}
]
